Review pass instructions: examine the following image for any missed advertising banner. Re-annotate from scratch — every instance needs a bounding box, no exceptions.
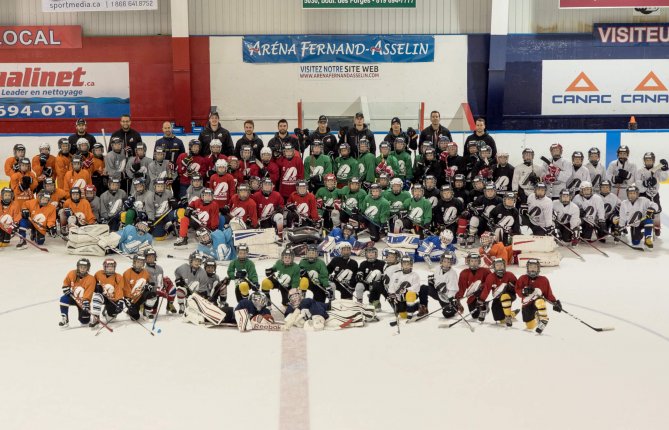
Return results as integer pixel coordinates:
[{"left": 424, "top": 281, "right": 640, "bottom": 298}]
[
  {"left": 0, "top": 26, "right": 82, "bottom": 49},
  {"left": 594, "top": 23, "right": 669, "bottom": 45},
  {"left": 243, "top": 35, "right": 434, "bottom": 64},
  {"left": 42, "top": 0, "right": 158, "bottom": 13},
  {"left": 298, "top": 64, "right": 381, "bottom": 80},
  {"left": 542, "top": 59, "right": 669, "bottom": 115},
  {"left": 303, "top": 0, "right": 416, "bottom": 8},
  {"left": 560, "top": 0, "right": 669, "bottom": 7},
  {"left": 0, "top": 62, "right": 130, "bottom": 119}
]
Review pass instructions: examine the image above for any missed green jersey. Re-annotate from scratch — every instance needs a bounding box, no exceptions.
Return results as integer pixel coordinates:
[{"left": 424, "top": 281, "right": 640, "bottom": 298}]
[
  {"left": 403, "top": 196, "right": 433, "bottom": 226},
  {"left": 226, "top": 258, "right": 258, "bottom": 285},
  {"left": 315, "top": 186, "right": 341, "bottom": 216},
  {"left": 304, "top": 154, "right": 333, "bottom": 180},
  {"left": 339, "top": 186, "right": 367, "bottom": 213},
  {"left": 334, "top": 156, "right": 359, "bottom": 186},
  {"left": 360, "top": 195, "right": 390, "bottom": 224},
  {"left": 375, "top": 153, "right": 401, "bottom": 179},
  {"left": 356, "top": 152, "right": 377, "bottom": 183},
  {"left": 271, "top": 261, "right": 301, "bottom": 290},
  {"left": 392, "top": 150, "right": 413, "bottom": 180},
  {"left": 298, "top": 258, "right": 329, "bottom": 288},
  {"left": 383, "top": 189, "right": 411, "bottom": 215}
]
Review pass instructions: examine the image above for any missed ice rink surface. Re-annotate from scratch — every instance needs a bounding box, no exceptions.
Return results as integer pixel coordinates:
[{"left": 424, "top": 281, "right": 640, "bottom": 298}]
[{"left": 2, "top": 189, "right": 669, "bottom": 430}]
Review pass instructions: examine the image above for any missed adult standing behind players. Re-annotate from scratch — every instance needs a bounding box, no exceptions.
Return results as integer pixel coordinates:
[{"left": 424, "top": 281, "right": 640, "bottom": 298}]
[
  {"left": 110, "top": 114, "right": 142, "bottom": 157},
  {"left": 309, "top": 115, "right": 338, "bottom": 158},
  {"left": 339, "top": 112, "right": 376, "bottom": 157},
  {"left": 235, "top": 120, "right": 264, "bottom": 159},
  {"left": 420, "top": 110, "right": 453, "bottom": 148},
  {"left": 268, "top": 119, "right": 299, "bottom": 159},
  {"left": 155, "top": 121, "right": 185, "bottom": 197},
  {"left": 198, "top": 112, "right": 234, "bottom": 156},
  {"left": 67, "top": 118, "right": 96, "bottom": 156},
  {"left": 464, "top": 117, "right": 497, "bottom": 159}
]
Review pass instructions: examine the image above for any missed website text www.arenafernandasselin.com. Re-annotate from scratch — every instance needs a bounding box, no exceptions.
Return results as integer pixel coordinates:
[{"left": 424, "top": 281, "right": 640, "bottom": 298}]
[{"left": 299, "top": 65, "right": 380, "bottom": 79}]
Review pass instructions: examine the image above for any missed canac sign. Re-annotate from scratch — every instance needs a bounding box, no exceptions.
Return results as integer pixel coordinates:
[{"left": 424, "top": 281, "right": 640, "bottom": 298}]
[{"left": 0, "top": 26, "right": 82, "bottom": 49}]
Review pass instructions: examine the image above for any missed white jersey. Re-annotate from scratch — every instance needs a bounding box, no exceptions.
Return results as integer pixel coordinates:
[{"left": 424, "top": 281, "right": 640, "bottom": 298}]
[
  {"left": 432, "top": 267, "right": 459, "bottom": 301},
  {"left": 572, "top": 194, "right": 605, "bottom": 224},
  {"left": 606, "top": 159, "right": 637, "bottom": 198},
  {"left": 619, "top": 196, "right": 658, "bottom": 227},
  {"left": 512, "top": 162, "right": 546, "bottom": 195},
  {"left": 586, "top": 162, "right": 606, "bottom": 192},
  {"left": 553, "top": 201, "right": 581, "bottom": 230},
  {"left": 527, "top": 194, "right": 554, "bottom": 229},
  {"left": 601, "top": 193, "right": 621, "bottom": 220},
  {"left": 566, "top": 166, "right": 591, "bottom": 195},
  {"left": 635, "top": 166, "right": 668, "bottom": 199},
  {"left": 388, "top": 270, "right": 421, "bottom": 295},
  {"left": 545, "top": 157, "right": 573, "bottom": 198},
  {"left": 383, "top": 262, "right": 402, "bottom": 291}
]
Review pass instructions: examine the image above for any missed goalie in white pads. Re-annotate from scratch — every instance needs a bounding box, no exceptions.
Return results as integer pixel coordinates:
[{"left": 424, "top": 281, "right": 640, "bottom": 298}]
[
  {"left": 283, "top": 289, "right": 365, "bottom": 331},
  {"left": 234, "top": 290, "right": 282, "bottom": 332}
]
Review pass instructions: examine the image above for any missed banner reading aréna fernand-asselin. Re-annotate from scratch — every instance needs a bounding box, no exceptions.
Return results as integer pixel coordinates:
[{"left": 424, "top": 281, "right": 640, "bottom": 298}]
[
  {"left": 243, "top": 35, "right": 434, "bottom": 64},
  {"left": 0, "top": 63, "right": 130, "bottom": 119}
]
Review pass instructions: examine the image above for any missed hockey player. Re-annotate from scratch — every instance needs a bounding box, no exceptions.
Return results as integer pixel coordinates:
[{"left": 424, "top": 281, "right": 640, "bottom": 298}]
[
  {"left": 283, "top": 288, "right": 365, "bottom": 331},
  {"left": 515, "top": 259, "right": 561, "bottom": 334},
  {"left": 303, "top": 139, "right": 333, "bottom": 193},
  {"left": 375, "top": 141, "right": 400, "bottom": 180},
  {"left": 17, "top": 190, "right": 57, "bottom": 249},
  {"left": 415, "top": 229, "right": 457, "bottom": 263},
  {"left": 59, "top": 187, "right": 96, "bottom": 236},
  {"left": 422, "top": 174, "right": 441, "bottom": 209},
  {"left": 285, "top": 180, "right": 319, "bottom": 228},
  {"left": 452, "top": 174, "right": 470, "bottom": 206},
  {"left": 339, "top": 177, "right": 367, "bottom": 224},
  {"left": 263, "top": 248, "right": 301, "bottom": 306},
  {"left": 252, "top": 177, "right": 284, "bottom": 234},
  {"left": 354, "top": 247, "right": 385, "bottom": 304},
  {"left": 277, "top": 143, "right": 304, "bottom": 200},
  {"left": 383, "top": 177, "right": 411, "bottom": 220},
  {"left": 32, "top": 142, "right": 56, "bottom": 193},
  {"left": 59, "top": 258, "right": 96, "bottom": 327},
  {"left": 117, "top": 221, "right": 153, "bottom": 254},
  {"left": 122, "top": 254, "right": 157, "bottom": 319},
  {"left": 326, "top": 223, "right": 362, "bottom": 250},
  {"left": 125, "top": 142, "right": 152, "bottom": 189},
  {"left": 573, "top": 181, "right": 606, "bottom": 241},
  {"left": 258, "top": 146, "right": 280, "bottom": 185},
  {"left": 471, "top": 145, "right": 496, "bottom": 182},
  {"left": 223, "top": 244, "right": 257, "bottom": 301},
  {"left": 62, "top": 156, "right": 92, "bottom": 193},
  {"left": 512, "top": 148, "right": 544, "bottom": 205},
  {"left": 91, "top": 258, "right": 126, "bottom": 326},
  {"left": 84, "top": 185, "right": 101, "bottom": 221},
  {"left": 392, "top": 137, "right": 413, "bottom": 182},
  {"left": 566, "top": 151, "right": 590, "bottom": 195},
  {"left": 616, "top": 185, "right": 658, "bottom": 248},
  {"left": 10, "top": 158, "right": 37, "bottom": 208},
  {"left": 487, "top": 192, "right": 521, "bottom": 245},
  {"left": 238, "top": 145, "right": 260, "bottom": 181},
  {"left": 315, "top": 173, "right": 341, "bottom": 229},
  {"left": 99, "top": 177, "right": 127, "bottom": 232},
  {"left": 418, "top": 251, "right": 459, "bottom": 318},
  {"left": 478, "top": 258, "right": 518, "bottom": 326},
  {"left": 148, "top": 146, "right": 175, "bottom": 189},
  {"left": 55, "top": 139, "right": 72, "bottom": 190},
  {"left": 174, "top": 252, "right": 210, "bottom": 313},
  {"left": 358, "top": 183, "right": 390, "bottom": 241},
  {"left": 144, "top": 249, "right": 177, "bottom": 314},
  {"left": 327, "top": 242, "right": 358, "bottom": 300},
  {"left": 234, "top": 290, "right": 278, "bottom": 332},
  {"left": 542, "top": 143, "right": 573, "bottom": 199},
  {"left": 356, "top": 138, "right": 377, "bottom": 185},
  {"left": 599, "top": 180, "right": 621, "bottom": 239},
  {"left": 121, "top": 178, "right": 151, "bottom": 226},
  {"left": 395, "top": 184, "right": 432, "bottom": 236},
  {"left": 229, "top": 184, "right": 258, "bottom": 228},
  {"left": 43, "top": 178, "right": 67, "bottom": 210},
  {"left": 334, "top": 143, "right": 359, "bottom": 187},
  {"left": 478, "top": 231, "right": 513, "bottom": 266},
  {"left": 0, "top": 188, "right": 21, "bottom": 247},
  {"left": 104, "top": 137, "right": 126, "bottom": 189},
  {"left": 456, "top": 252, "right": 492, "bottom": 319},
  {"left": 433, "top": 185, "right": 464, "bottom": 237},
  {"left": 387, "top": 255, "right": 422, "bottom": 319},
  {"left": 367, "top": 248, "right": 402, "bottom": 311},
  {"left": 228, "top": 156, "right": 245, "bottom": 186},
  {"left": 492, "top": 152, "right": 514, "bottom": 194},
  {"left": 553, "top": 189, "right": 581, "bottom": 245},
  {"left": 299, "top": 244, "right": 330, "bottom": 303},
  {"left": 413, "top": 148, "right": 442, "bottom": 186},
  {"left": 4, "top": 143, "right": 26, "bottom": 177},
  {"left": 607, "top": 145, "right": 637, "bottom": 199},
  {"left": 208, "top": 159, "right": 235, "bottom": 212},
  {"left": 195, "top": 226, "right": 235, "bottom": 261},
  {"left": 466, "top": 183, "right": 502, "bottom": 241},
  {"left": 635, "top": 152, "right": 668, "bottom": 236},
  {"left": 440, "top": 140, "right": 465, "bottom": 183},
  {"left": 144, "top": 178, "right": 175, "bottom": 240},
  {"left": 525, "top": 183, "right": 554, "bottom": 236},
  {"left": 175, "top": 188, "right": 220, "bottom": 247},
  {"left": 585, "top": 147, "right": 606, "bottom": 192}
]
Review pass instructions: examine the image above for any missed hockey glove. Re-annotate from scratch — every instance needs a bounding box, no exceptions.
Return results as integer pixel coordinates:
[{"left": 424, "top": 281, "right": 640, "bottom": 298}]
[
  {"left": 356, "top": 272, "right": 364, "bottom": 282},
  {"left": 646, "top": 208, "right": 656, "bottom": 219},
  {"left": 20, "top": 176, "right": 32, "bottom": 191},
  {"left": 661, "top": 159, "right": 668, "bottom": 171},
  {"left": 48, "top": 227, "right": 57, "bottom": 238},
  {"left": 12, "top": 162, "right": 19, "bottom": 172},
  {"left": 646, "top": 176, "right": 658, "bottom": 188},
  {"left": 21, "top": 209, "right": 30, "bottom": 220},
  {"left": 182, "top": 156, "right": 193, "bottom": 167},
  {"left": 527, "top": 171, "right": 539, "bottom": 185},
  {"left": 427, "top": 274, "right": 435, "bottom": 289},
  {"left": 123, "top": 196, "right": 135, "bottom": 211},
  {"left": 407, "top": 127, "right": 417, "bottom": 139},
  {"left": 553, "top": 300, "right": 563, "bottom": 313},
  {"left": 62, "top": 286, "right": 72, "bottom": 296},
  {"left": 522, "top": 286, "right": 535, "bottom": 296},
  {"left": 235, "top": 270, "right": 248, "bottom": 280},
  {"left": 265, "top": 268, "right": 276, "bottom": 277},
  {"left": 175, "top": 277, "right": 186, "bottom": 289},
  {"left": 39, "top": 154, "right": 48, "bottom": 167},
  {"left": 43, "top": 167, "right": 53, "bottom": 178}
]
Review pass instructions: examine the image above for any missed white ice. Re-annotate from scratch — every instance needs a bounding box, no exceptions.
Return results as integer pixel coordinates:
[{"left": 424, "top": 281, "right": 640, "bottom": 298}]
[{"left": 2, "top": 187, "right": 669, "bottom": 430}]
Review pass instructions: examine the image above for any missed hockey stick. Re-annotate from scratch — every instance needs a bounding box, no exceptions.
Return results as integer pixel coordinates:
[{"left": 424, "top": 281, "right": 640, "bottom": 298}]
[
  {"left": 131, "top": 315, "right": 155, "bottom": 336},
  {"left": 406, "top": 303, "right": 447, "bottom": 324},
  {"left": 548, "top": 303, "right": 614, "bottom": 332},
  {"left": 554, "top": 217, "right": 608, "bottom": 258},
  {"left": 94, "top": 315, "right": 116, "bottom": 336},
  {"left": 551, "top": 232, "right": 586, "bottom": 261},
  {"left": 578, "top": 236, "right": 609, "bottom": 257},
  {"left": 455, "top": 308, "right": 475, "bottom": 333},
  {"left": 1, "top": 224, "right": 49, "bottom": 252},
  {"left": 151, "top": 296, "right": 163, "bottom": 333},
  {"left": 68, "top": 293, "right": 113, "bottom": 333}
]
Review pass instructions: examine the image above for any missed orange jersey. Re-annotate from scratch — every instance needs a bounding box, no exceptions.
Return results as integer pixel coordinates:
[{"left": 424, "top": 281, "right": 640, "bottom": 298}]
[
  {"left": 31, "top": 154, "right": 56, "bottom": 180},
  {"left": 48, "top": 188, "right": 68, "bottom": 209},
  {"left": 62, "top": 198, "right": 96, "bottom": 225},
  {"left": 1, "top": 201, "right": 22, "bottom": 229},
  {"left": 122, "top": 268, "right": 150, "bottom": 303},
  {"left": 94, "top": 270, "right": 127, "bottom": 301},
  {"left": 10, "top": 171, "right": 38, "bottom": 207},
  {"left": 63, "top": 270, "right": 96, "bottom": 302},
  {"left": 24, "top": 199, "right": 57, "bottom": 235},
  {"left": 54, "top": 154, "right": 72, "bottom": 190},
  {"left": 479, "top": 242, "right": 513, "bottom": 266},
  {"left": 92, "top": 157, "right": 105, "bottom": 177},
  {"left": 5, "top": 156, "right": 22, "bottom": 177},
  {"left": 63, "top": 169, "right": 92, "bottom": 192}
]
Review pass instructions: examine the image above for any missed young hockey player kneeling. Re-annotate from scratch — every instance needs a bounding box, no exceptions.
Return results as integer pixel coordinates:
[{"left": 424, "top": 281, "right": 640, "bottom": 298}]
[{"left": 515, "top": 259, "right": 561, "bottom": 334}]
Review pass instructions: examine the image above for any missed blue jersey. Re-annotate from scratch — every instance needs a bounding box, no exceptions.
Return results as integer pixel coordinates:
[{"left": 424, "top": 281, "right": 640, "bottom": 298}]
[
  {"left": 328, "top": 227, "right": 364, "bottom": 256},
  {"left": 234, "top": 299, "right": 270, "bottom": 317},
  {"left": 415, "top": 235, "right": 457, "bottom": 263},
  {"left": 285, "top": 298, "right": 329, "bottom": 319},
  {"left": 197, "top": 228, "right": 236, "bottom": 261},
  {"left": 118, "top": 225, "right": 153, "bottom": 254}
]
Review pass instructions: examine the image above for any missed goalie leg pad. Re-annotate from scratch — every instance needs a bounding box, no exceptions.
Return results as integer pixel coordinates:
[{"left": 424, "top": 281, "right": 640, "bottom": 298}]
[
  {"left": 187, "top": 293, "right": 226, "bottom": 325},
  {"left": 176, "top": 286, "right": 188, "bottom": 306},
  {"left": 303, "top": 314, "right": 326, "bottom": 331},
  {"left": 330, "top": 299, "right": 376, "bottom": 321},
  {"left": 235, "top": 308, "right": 252, "bottom": 332},
  {"left": 91, "top": 292, "right": 104, "bottom": 317},
  {"left": 325, "top": 310, "right": 364, "bottom": 329},
  {"left": 354, "top": 282, "right": 365, "bottom": 302}
]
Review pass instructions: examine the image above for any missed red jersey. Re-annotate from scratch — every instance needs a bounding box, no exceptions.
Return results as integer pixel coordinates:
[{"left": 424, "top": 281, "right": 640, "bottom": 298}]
[
  {"left": 252, "top": 190, "right": 284, "bottom": 221},
  {"left": 239, "top": 159, "right": 260, "bottom": 180},
  {"left": 176, "top": 153, "right": 213, "bottom": 185},
  {"left": 515, "top": 275, "right": 557, "bottom": 305},
  {"left": 480, "top": 271, "right": 517, "bottom": 301},
  {"left": 287, "top": 191, "right": 318, "bottom": 221},
  {"left": 229, "top": 194, "right": 258, "bottom": 228},
  {"left": 229, "top": 168, "right": 245, "bottom": 186},
  {"left": 190, "top": 199, "right": 220, "bottom": 230},
  {"left": 208, "top": 173, "right": 236, "bottom": 208},
  {"left": 259, "top": 160, "right": 280, "bottom": 185},
  {"left": 277, "top": 154, "right": 304, "bottom": 199},
  {"left": 457, "top": 267, "right": 492, "bottom": 304}
]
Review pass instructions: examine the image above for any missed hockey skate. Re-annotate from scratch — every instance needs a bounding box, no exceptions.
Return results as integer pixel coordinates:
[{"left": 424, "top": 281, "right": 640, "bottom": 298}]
[
  {"left": 16, "top": 238, "right": 27, "bottom": 250},
  {"left": 174, "top": 237, "right": 188, "bottom": 247},
  {"left": 166, "top": 302, "right": 177, "bottom": 314},
  {"left": 645, "top": 236, "right": 653, "bottom": 249},
  {"left": 58, "top": 315, "right": 69, "bottom": 328},
  {"left": 535, "top": 319, "right": 549, "bottom": 334}
]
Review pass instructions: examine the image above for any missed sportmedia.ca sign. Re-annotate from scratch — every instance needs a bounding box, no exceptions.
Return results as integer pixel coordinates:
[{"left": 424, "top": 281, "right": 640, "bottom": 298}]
[
  {"left": 243, "top": 35, "right": 434, "bottom": 64},
  {"left": 42, "top": 0, "right": 158, "bottom": 12},
  {"left": 542, "top": 59, "right": 669, "bottom": 115}
]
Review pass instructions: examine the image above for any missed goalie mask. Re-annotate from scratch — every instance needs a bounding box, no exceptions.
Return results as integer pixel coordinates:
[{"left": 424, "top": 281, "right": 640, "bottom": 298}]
[
  {"left": 342, "top": 224, "right": 354, "bottom": 238},
  {"left": 439, "top": 229, "right": 454, "bottom": 247},
  {"left": 526, "top": 258, "right": 541, "bottom": 279},
  {"left": 480, "top": 231, "right": 493, "bottom": 248},
  {"left": 492, "top": 258, "right": 506, "bottom": 277},
  {"left": 400, "top": 255, "right": 413, "bottom": 274},
  {"left": 288, "top": 288, "right": 303, "bottom": 308},
  {"left": 250, "top": 291, "right": 268, "bottom": 311},
  {"left": 132, "top": 254, "right": 146, "bottom": 272},
  {"left": 465, "top": 252, "right": 481, "bottom": 270},
  {"left": 136, "top": 221, "right": 149, "bottom": 235},
  {"left": 196, "top": 227, "right": 212, "bottom": 245},
  {"left": 103, "top": 258, "right": 117, "bottom": 276},
  {"left": 306, "top": 244, "right": 319, "bottom": 263}
]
